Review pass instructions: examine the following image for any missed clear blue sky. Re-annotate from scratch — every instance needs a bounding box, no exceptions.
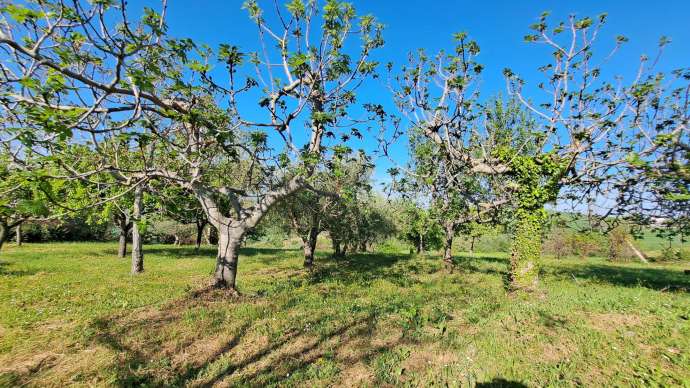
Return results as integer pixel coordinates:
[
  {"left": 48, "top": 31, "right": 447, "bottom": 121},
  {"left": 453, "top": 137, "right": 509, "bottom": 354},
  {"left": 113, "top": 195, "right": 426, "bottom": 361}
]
[{"left": 131, "top": 0, "right": 690, "bottom": 189}]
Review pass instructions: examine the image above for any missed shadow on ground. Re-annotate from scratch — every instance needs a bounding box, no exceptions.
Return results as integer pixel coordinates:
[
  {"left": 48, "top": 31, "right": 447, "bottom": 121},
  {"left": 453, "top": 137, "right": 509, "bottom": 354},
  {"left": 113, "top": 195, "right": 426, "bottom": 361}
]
[
  {"left": 453, "top": 254, "right": 690, "bottom": 292},
  {"left": 88, "top": 286, "right": 402, "bottom": 386},
  {"left": 105, "top": 245, "right": 301, "bottom": 259},
  {"left": 476, "top": 378, "right": 528, "bottom": 387},
  {"left": 308, "top": 252, "right": 430, "bottom": 288},
  {"left": 549, "top": 263, "right": 690, "bottom": 292},
  {"left": 0, "top": 260, "right": 38, "bottom": 277}
]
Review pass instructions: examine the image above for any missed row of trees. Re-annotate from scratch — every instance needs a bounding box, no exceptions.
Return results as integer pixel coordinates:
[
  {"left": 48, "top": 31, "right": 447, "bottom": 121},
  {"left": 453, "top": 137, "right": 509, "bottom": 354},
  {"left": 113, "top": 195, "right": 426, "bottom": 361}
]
[{"left": 1, "top": 1, "right": 687, "bottom": 292}]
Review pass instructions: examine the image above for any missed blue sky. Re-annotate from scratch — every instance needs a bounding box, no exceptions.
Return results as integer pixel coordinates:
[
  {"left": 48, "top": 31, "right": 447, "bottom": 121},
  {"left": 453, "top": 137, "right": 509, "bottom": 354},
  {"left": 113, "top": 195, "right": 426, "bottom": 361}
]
[{"left": 131, "top": 0, "right": 690, "bottom": 189}]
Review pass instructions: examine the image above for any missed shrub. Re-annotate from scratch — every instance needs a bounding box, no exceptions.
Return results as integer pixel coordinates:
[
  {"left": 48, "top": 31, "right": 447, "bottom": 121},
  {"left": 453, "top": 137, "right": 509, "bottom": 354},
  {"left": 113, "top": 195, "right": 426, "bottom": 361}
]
[
  {"left": 608, "top": 226, "right": 636, "bottom": 262},
  {"left": 148, "top": 219, "right": 197, "bottom": 244},
  {"left": 656, "top": 247, "right": 689, "bottom": 262},
  {"left": 543, "top": 228, "right": 607, "bottom": 259},
  {"left": 20, "top": 216, "right": 109, "bottom": 242}
]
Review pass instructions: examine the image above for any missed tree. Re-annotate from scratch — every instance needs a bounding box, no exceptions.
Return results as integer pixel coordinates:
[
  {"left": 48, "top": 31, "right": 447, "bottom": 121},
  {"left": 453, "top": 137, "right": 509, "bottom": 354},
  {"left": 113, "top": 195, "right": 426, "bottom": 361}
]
[
  {"left": 0, "top": 0, "right": 384, "bottom": 291},
  {"left": 611, "top": 68, "right": 689, "bottom": 253},
  {"left": 500, "top": 13, "right": 682, "bottom": 289},
  {"left": 387, "top": 15, "right": 672, "bottom": 291},
  {"left": 393, "top": 116, "right": 507, "bottom": 270},
  {"left": 0, "top": 153, "right": 50, "bottom": 251},
  {"left": 152, "top": 183, "right": 208, "bottom": 251},
  {"left": 394, "top": 201, "right": 443, "bottom": 255},
  {"left": 282, "top": 148, "right": 380, "bottom": 265}
]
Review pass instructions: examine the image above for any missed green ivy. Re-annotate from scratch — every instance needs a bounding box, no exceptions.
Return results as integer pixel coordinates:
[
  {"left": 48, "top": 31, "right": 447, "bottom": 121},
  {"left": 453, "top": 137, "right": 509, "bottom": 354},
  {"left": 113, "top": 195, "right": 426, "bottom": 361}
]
[{"left": 495, "top": 148, "right": 569, "bottom": 290}]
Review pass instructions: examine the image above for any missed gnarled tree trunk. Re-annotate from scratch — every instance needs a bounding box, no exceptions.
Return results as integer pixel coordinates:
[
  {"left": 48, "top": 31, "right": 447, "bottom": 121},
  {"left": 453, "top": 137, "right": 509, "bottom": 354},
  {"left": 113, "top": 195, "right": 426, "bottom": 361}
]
[{"left": 131, "top": 185, "right": 144, "bottom": 274}]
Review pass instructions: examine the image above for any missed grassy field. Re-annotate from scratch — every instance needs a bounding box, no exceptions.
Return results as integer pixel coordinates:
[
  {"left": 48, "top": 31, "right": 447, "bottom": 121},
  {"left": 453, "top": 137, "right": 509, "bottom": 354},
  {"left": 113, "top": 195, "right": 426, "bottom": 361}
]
[{"left": 0, "top": 242, "right": 689, "bottom": 387}]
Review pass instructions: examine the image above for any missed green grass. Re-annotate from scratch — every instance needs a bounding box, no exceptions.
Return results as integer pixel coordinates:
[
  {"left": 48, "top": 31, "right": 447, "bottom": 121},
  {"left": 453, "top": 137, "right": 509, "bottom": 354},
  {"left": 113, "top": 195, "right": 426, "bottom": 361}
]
[{"left": 1, "top": 242, "right": 689, "bottom": 387}]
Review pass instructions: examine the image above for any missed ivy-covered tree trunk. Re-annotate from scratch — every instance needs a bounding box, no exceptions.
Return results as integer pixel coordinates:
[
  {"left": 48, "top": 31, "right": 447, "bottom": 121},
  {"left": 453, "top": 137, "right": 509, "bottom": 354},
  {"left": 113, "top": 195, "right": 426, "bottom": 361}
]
[
  {"left": 214, "top": 225, "right": 244, "bottom": 290},
  {"left": 15, "top": 223, "right": 22, "bottom": 247},
  {"left": 303, "top": 227, "right": 319, "bottom": 268},
  {"left": 509, "top": 210, "right": 543, "bottom": 291},
  {"left": 131, "top": 186, "right": 144, "bottom": 274}
]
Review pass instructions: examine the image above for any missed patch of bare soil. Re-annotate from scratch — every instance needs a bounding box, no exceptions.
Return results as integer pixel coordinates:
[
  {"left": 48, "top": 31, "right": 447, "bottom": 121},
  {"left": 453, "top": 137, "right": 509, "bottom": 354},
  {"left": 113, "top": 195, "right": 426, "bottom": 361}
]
[
  {"left": 0, "top": 351, "right": 61, "bottom": 378},
  {"left": 400, "top": 345, "right": 460, "bottom": 377},
  {"left": 337, "top": 361, "right": 374, "bottom": 387},
  {"left": 587, "top": 312, "right": 643, "bottom": 333},
  {"left": 539, "top": 337, "right": 576, "bottom": 363}
]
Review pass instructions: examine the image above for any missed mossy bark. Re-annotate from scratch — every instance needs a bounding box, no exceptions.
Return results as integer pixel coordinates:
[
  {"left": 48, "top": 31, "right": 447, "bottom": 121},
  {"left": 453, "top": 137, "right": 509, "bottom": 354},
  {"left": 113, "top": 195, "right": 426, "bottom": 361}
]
[{"left": 509, "top": 211, "right": 542, "bottom": 291}]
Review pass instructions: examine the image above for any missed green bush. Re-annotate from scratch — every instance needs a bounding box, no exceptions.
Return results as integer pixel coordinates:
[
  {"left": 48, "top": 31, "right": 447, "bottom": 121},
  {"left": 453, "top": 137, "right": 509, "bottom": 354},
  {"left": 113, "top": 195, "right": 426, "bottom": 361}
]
[
  {"left": 543, "top": 228, "right": 607, "bottom": 259},
  {"left": 20, "top": 216, "right": 109, "bottom": 242}
]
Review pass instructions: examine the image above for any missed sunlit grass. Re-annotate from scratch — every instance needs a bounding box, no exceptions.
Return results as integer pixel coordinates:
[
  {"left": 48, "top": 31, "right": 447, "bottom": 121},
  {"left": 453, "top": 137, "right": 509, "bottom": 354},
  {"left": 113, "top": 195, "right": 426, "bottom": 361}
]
[{"left": 1, "top": 242, "right": 688, "bottom": 386}]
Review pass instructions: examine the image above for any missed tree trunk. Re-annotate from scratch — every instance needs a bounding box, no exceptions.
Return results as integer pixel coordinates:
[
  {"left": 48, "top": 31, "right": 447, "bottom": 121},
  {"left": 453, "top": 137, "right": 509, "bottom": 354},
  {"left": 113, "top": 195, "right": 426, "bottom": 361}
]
[
  {"left": 118, "top": 232, "right": 127, "bottom": 259},
  {"left": 131, "top": 185, "right": 144, "bottom": 274},
  {"left": 207, "top": 225, "right": 218, "bottom": 245},
  {"left": 359, "top": 241, "right": 367, "bottom": 253},
  {"left": 0, "top": 222, "right": 7, "bottom": 252},
  {"left": 15, "top": 223, "right": 22, "bottom": 246},
  {"left": 195, "top": 220, "right": 206, "bottom": 252},
  {"left": 214, "top": 225, "right": 243, "bottom": 290},
  {"left": 417, "top": 234, "right": 423, "bottom": 254},
  {"left": 443, "top": 225, "right": 454, "bottom": 272},
  {"left": 470, "top": 236, "right": 476, "bottom": 253},
  {"left": 303, "top": 227, "right": 319, "bottom": 268},
  {"left": 332, "top": 237, "right": 343, "bottom": 258},
  {"left": 117, "top": 217, "right": 130, "bottom": 259},
  {"left": 509, "top": 212, "right": 541, "bottom": 291}
]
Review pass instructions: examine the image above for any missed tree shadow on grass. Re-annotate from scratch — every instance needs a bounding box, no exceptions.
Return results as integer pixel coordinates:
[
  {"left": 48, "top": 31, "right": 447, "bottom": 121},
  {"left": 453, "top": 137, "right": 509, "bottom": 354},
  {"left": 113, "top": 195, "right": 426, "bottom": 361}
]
[
  {"left": 549, "top": 263, "right": 690, "bottom": 292},
  {"left": 308, "top": 252, "right": 430, "bottom": 288},
  {"left": 451, "top": 254, "right": 690, "bottom": 293},
  {"left": 0, "top": 261, "right": 38, "bottom": 277},
  {"left": 476, "top": 378, "right": 528, "bottom": 387},
  {"left": 117, "top": 246, "right": 300, "bottom": 260},
  {"left": 84, "top": 286, "right": 403, "bottom": 387}
]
